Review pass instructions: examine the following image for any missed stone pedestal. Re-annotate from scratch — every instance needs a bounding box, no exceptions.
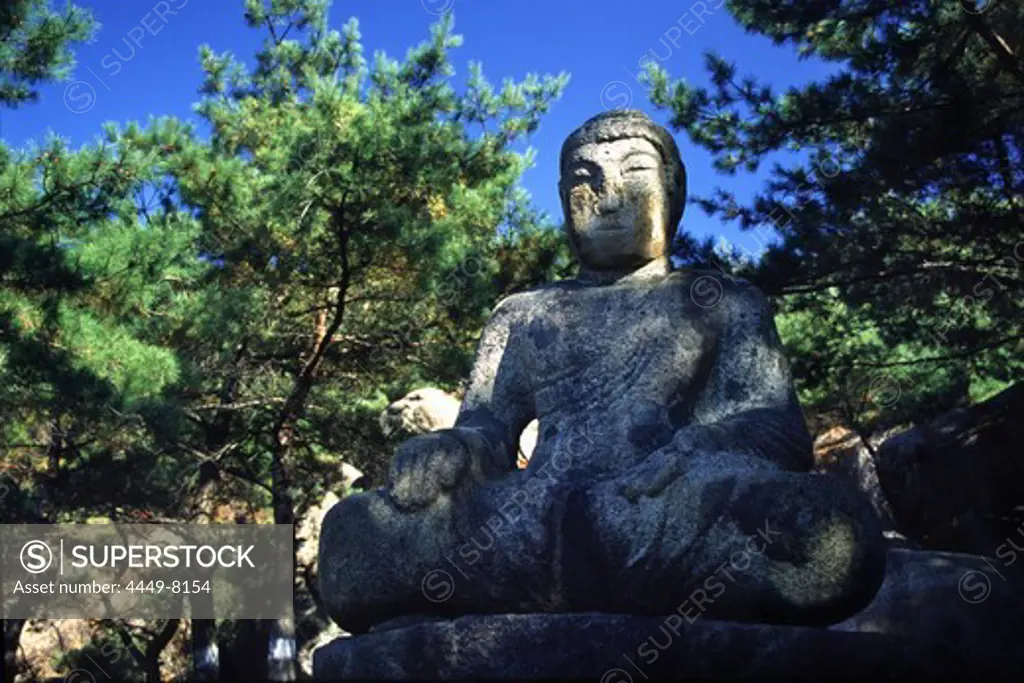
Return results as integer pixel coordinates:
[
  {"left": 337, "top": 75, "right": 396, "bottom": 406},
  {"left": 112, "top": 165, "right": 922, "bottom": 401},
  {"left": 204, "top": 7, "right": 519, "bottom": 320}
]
[
  {"left": 314, "top": 549, "right": 1024, "bottom": 679},
  {"left": 314, "top": 612, "right": 1018, "bottom": 679}
]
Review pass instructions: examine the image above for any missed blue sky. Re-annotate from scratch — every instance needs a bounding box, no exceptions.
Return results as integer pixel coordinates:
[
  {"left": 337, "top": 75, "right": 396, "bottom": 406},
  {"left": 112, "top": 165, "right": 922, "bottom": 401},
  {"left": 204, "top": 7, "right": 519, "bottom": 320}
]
[{"left": 1, "top": 0, "right": 835, "bottom": 254}]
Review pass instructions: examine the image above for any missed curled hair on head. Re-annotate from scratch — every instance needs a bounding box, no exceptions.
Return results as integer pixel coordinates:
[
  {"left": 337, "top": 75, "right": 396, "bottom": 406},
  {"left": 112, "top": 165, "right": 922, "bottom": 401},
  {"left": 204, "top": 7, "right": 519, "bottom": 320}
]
[{"left": 560, "top": 109, "right": 687, "bottom": 234}]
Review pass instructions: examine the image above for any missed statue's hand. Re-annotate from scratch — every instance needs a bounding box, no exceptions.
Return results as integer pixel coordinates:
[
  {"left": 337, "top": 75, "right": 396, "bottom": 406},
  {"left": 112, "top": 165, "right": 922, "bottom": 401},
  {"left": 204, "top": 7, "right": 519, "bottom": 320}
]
[
  {"left": 618, "top": 446, "right": 688, "bottom": 503},
  {"left": 387, "top": 430, "right": 476, "bottom": 511}
]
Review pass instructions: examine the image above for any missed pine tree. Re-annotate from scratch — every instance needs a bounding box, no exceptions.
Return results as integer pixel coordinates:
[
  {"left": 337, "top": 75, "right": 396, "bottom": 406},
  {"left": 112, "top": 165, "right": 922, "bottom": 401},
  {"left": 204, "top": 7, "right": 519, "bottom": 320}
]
[
  {"left": 112, "top": 1, "right": 568, "bottom": 676},
  {"left": 0, "top": 0, "right": 95, "bottom": 108},
  {"left": 2, "top": 2, "right": 569, "bottom": 677},
  {"left": 650, "top": 0, "right": 1023, "bottom": 431},
  {"left": 0, "top": 5, "right": 187, "bottom": 682}
]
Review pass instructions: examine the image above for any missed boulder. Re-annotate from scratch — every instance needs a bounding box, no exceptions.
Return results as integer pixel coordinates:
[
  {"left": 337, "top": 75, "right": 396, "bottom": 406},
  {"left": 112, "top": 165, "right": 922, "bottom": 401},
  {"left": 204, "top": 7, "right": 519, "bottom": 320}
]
[
  {"left": 874, "top": 382, "right": 1024, "bottom": 554},
  {"left": 813, "top": 426, "right": 900, "bottom": 535},
  {"left": 379, "top": 387, "right": 538, "bottom": 466},
  {"left": 830, "top": 548, "right": 1024, "bottom": 649},
  {"left": 379, "top": 388, "right": 461, "bottom": 439}
]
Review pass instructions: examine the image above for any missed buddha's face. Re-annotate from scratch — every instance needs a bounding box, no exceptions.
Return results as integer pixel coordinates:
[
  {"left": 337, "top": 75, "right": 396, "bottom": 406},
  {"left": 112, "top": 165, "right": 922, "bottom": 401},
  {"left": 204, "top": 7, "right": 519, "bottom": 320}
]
[{"left": 560, "top": 137, "right": 670, "bottom": 270}]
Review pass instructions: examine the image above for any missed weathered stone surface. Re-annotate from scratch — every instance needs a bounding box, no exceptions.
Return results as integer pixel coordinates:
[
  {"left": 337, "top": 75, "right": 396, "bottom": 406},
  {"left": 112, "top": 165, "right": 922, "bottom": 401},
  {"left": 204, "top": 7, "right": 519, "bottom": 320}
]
[
  {"left": 874, "top": 381, "right": 1024, "bottom": 554},
  {"left": 319, "top": 110, "right": 886, "bottom": 637},
  {"left": 320, "top": 456, "right": 885, "bottom": 633},
  {"left": 379, "top": 388, "right": 461, "bottom": 440},
  {"left": 379, "top": 387, "right": 538, "bottom": 466},
  {"left": 314, "top": 549, "right": 1024, "bottom": 679},
  {"left": 813, "top": 426, "right": 901, "bottom": 534},
  {"left": 317, "top": 617, "right": 923, "bottom": 680},
  {"left": 831, "top": 548, "right": 1024, "bottom": 649}
]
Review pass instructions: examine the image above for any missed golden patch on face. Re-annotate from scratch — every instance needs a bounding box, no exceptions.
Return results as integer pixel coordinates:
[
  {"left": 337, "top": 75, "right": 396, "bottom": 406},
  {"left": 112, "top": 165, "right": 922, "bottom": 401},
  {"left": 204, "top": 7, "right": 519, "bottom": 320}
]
[
  {"left": 569, "top": 182, "right": 598, "bottom": 217},
  {"left": 638, "top": 190, "right": 669, "bottom": 256}
]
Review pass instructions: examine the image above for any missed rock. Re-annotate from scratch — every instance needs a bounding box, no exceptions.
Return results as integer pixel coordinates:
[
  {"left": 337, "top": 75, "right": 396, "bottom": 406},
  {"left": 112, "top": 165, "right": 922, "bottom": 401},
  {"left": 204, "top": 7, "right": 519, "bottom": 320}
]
[
  {"left": 339, "top": 462, "right": 366, "bottom": 490},
  {"left": 296, "top": 491, "right": 343, "bottom": 571},
  {"left": 874, "top": 382, "right": 1024, "bottom": 554},
  {"left": 379, "top": 387, "right": 537, "bottom": 466},
  {"left": 379, "top": 388, "right": 461, "bottom": 439},
  {"left": 314, "top": 549, "right": 1023, "bottom": 679},
  {"left": 830, "top": 548, "right": 1024, "bottom": 648},
  {"left": 298, "top": 620, "right": 346, "bottom": 678},
  {"left": 813, "top": 426, "right": 901, "bottom": 537}
]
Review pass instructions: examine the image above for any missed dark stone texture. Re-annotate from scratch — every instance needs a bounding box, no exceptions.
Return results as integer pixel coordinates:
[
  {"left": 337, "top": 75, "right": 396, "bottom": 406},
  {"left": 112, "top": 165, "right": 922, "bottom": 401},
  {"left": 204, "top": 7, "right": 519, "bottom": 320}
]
[
  {"left": 314, "top": 549, "right": 1024, "bottom": 679},
  {"left": 874, "top": 382, "right": 1024, "bottom": 555},
  {"left": 317, "top": 616, "right": 926, "bottom": 680},
  {"left": 319, "top": 452, "right": 885, "bottom": 634},
  {"left": 831, "top": 548, "right": 1024, "bottom": 650},
  {"left": 813, "top": 427, "right": 901, "bottom": 535},
  {"left": 320, "top": 111, "right": 886, "bottom": 637}
]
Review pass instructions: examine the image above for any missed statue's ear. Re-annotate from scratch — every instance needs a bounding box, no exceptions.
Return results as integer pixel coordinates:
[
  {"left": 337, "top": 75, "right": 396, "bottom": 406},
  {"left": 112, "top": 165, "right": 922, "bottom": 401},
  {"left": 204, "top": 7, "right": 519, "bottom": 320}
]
[{"left": 668, "top": 159, "right": 687, "bottom": 232}]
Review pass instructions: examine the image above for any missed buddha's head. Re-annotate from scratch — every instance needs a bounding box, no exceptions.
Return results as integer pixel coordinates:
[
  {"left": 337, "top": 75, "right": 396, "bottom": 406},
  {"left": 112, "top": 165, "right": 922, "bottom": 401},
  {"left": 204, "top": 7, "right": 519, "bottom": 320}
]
[{"left": 559, "top": 110, "right": 686, "bottom": 271}]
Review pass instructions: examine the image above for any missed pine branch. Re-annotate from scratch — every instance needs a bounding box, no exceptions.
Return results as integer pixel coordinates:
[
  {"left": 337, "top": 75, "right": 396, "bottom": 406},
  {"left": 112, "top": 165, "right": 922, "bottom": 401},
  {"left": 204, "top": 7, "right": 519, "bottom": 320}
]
[{"left": 848, "top": 334, "right": 1023, "bottom": 367}]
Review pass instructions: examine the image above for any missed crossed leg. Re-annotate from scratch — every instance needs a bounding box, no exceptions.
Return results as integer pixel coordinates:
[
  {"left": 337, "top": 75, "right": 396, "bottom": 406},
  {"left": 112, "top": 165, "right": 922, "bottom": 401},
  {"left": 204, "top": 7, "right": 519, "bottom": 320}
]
[
  {"left": 319, "top": 453, "right": 885, "bottom": 634},
  {"left": 562, "top": 452, "right": 887, "bottom": 625}
]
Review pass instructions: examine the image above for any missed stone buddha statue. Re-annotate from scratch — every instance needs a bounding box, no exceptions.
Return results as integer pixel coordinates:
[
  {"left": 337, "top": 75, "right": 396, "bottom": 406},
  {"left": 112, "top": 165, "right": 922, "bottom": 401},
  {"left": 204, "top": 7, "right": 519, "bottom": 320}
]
[{"left": 319, "top": 110, "right": 886, "bottom": 636}]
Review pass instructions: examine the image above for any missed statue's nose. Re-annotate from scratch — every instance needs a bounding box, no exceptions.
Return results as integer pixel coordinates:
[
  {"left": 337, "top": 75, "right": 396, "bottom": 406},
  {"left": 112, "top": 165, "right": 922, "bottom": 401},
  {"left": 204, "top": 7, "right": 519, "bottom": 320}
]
[{"left": 596, "top": 187, "right": 623, "bottom": 215}]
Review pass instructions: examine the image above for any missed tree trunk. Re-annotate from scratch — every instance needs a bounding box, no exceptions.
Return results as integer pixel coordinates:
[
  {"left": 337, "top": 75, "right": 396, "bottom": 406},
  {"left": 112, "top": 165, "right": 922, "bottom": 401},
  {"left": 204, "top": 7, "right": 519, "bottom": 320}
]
[
  {"left": 115, "top": 619, "right": 179, "bottom": 683},
  {"left": 267, "top": 445, "right": 297, "bottom": 681},
  {"left": 266, "top": 616, "right": 296, "bottom": 682},
  {"left": 2, "top": 619, "right": 26, "bottom": 683},
  {"left": 189, "top": 536, "right": 221, "bottom": 680},
  {"left": 267, "top": 249, "right": 350, "bottom": 680},
  {"left": 191, "top": 618, "right": 219, "bottom": 680}
]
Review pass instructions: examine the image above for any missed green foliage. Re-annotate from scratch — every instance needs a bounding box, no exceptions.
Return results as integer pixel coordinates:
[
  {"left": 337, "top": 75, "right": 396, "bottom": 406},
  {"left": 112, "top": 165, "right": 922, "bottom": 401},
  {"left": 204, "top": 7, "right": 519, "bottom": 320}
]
[
  {"left": 54, "top": 629, "right": 144, "bottom": 683},
  {"left": 0, "top": 0, "right": 95, "bottom": 107},
  {"left": 1, "top": 0, "right": 568, "bottom": 529},
  {"left": 1, "top": 11, "right": 196, "bottom": 521},
  {"left": 654, "top": 0, "right": 1023, "bottom": 430},
  {"left": 131, "top": 2, "right": 569, "bottom": 495}
]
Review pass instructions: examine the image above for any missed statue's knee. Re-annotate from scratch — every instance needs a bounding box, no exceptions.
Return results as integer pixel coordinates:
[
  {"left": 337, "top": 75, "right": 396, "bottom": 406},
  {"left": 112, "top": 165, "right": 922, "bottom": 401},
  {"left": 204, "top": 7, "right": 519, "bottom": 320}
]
[
  {"left": 712, "top": 472, "right": 881, "bottom": 604},
  {"left": 321, "top": 490, "right": 364, "bottom": 536},
  {"left": 319, "top": 491, "right": 386, "bottom": 568}
]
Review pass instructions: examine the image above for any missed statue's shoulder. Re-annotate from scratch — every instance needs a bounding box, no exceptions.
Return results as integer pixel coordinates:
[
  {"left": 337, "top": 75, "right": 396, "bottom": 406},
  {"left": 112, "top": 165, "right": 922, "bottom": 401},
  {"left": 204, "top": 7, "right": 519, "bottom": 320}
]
[
  {"left": 492, "top": 279, "right": 580, "bottom": 313},
  {"left": 666, "top": 268, "right": 772, "bottom": 315},
  {"left": 486, "top": 286, "right": 550, "bottom": 323}
]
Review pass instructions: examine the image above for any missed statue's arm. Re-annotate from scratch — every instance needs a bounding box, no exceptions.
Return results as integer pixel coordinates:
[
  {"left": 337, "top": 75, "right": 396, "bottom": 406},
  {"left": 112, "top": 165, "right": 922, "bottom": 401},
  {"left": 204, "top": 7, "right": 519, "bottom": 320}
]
[
  {"left": 673, "top": 283, "right": 813, "bottom": 471},
  {"left": 450, "top": 293, "right": 536, "bottom": 474}
]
